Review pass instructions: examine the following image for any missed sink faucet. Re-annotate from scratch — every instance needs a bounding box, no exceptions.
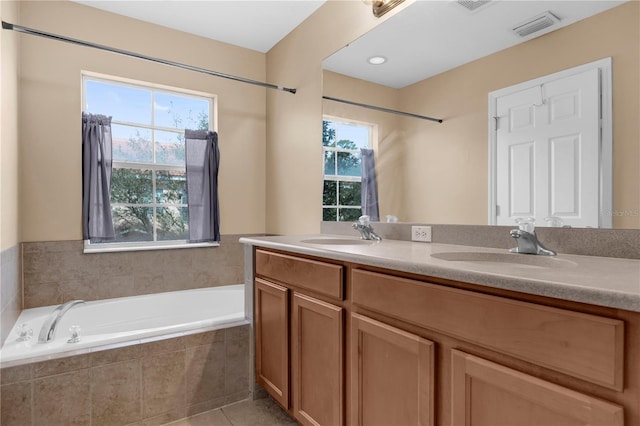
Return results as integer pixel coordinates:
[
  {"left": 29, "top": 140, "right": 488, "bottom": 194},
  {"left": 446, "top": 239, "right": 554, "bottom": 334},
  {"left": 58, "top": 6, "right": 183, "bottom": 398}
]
[
  {"left": 38, "top": 300, "right": 85, "bottom": 343},
  {"left": 509, "top": 218, "right": 556, "bottom": 256},
  {"left": 352, "top": 215, "right": 382, "bottom": 241}
]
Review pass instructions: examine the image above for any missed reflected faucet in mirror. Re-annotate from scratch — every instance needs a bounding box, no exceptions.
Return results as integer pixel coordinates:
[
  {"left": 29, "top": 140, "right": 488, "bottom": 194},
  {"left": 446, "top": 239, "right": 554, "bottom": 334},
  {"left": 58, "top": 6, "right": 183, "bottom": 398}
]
[{"left": 353, "top": 215, "right": 382, "bottom": 240}]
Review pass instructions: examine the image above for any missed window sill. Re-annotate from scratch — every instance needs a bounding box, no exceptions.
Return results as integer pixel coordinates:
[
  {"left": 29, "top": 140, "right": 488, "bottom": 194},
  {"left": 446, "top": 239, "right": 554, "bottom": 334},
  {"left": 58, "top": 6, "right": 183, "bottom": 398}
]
[{"left": 83, "top": 240, "right": 220, "bottom": 254}]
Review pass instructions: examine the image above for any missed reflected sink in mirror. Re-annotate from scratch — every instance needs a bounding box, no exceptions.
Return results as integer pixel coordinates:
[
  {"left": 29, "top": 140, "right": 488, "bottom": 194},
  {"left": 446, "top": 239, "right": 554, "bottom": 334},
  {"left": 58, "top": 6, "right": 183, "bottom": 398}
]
[
  {"left": 300, "top": 238, "right": 377, "bottom": 246},
  {"left": 430, "top": 252, "right": 577, "bottom": 269}
]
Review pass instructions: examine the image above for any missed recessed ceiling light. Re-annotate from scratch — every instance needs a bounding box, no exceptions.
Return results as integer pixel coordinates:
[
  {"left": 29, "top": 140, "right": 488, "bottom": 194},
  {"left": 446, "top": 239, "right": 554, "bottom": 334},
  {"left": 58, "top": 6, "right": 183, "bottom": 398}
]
[{"left": 368, "top": 56, "right": 387, "bottom": 65}]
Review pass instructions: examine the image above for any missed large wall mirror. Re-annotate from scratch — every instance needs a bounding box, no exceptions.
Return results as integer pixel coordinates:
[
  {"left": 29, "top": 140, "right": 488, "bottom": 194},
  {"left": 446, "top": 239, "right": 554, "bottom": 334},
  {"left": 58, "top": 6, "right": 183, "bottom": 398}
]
[{"left": 322, "top": 0, "right": 638, "bottom": 229}]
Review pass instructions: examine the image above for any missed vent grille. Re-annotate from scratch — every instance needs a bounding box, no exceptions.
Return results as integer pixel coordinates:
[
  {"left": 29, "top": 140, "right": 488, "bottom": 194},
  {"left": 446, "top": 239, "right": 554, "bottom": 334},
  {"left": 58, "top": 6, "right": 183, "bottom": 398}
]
[
  {"left": 512, "top": 11, "right": 561, "bottom": 37},
  {"left": 457, "top": 0, "right": 492, "bottom": 12}
]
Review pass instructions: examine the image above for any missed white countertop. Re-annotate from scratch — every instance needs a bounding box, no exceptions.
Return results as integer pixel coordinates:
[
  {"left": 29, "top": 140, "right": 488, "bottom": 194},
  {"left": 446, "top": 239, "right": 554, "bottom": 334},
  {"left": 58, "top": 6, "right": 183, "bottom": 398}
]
[{"left": 239, "top": 234, "right": 640, "bottom": 312}]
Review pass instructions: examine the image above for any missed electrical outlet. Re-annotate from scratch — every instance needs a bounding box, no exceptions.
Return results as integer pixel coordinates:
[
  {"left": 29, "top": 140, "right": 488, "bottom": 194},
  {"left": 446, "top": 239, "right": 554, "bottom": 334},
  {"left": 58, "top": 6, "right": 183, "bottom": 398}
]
[{"left": 411, "top": 225, "right": 432, "bottom": 242}]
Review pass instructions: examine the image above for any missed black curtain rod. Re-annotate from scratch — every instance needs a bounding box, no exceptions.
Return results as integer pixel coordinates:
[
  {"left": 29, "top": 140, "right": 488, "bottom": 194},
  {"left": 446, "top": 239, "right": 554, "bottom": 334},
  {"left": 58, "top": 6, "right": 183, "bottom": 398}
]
[
  {"left": 323, "top": 96, "right": 443, "bottom": 123},
  {"left": 1, "top": 21, "right": 297, "bottom": 94}
]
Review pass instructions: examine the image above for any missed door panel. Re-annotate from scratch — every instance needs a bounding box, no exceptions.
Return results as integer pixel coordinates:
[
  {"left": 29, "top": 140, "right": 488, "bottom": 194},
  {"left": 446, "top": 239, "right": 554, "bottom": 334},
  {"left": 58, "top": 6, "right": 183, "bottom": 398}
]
[
  {"left": 351, "top": 313, "right": 434, "bottom": 426},
  {"left": 451, "top": 349, "right": 624, "bottom": 426},
  {"left": 255, "top": 278, "right": 289, "bottom": 408},
  {"left": 495, "top": 67, "right": 600, "bottom": 227},
  {"left": 292, "top": 293, "right": 344, "bottom": 426}
]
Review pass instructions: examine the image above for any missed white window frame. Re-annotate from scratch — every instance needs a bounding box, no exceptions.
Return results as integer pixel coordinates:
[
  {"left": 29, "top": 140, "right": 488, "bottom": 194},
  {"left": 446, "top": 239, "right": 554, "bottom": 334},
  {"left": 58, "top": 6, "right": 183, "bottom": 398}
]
[
  {"left": 81, "top": 71, "right": 219, "bottom": 253},
  {"left": 322, "top": 115, "right": 374, "bottom": 222}
]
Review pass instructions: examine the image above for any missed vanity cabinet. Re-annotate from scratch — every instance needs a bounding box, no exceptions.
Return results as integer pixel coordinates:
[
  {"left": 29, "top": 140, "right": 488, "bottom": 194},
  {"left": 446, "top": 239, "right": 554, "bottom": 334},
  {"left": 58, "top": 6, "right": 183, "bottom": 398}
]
[
  {"left": 255, "top": 278, "right": 289, "bottom": 408},
  {"left": 252, "top": 247, "right": 637, "bottom": 426},
  {"left": 351, "top": 313, "right": 435, "bottom": 426},
  {"left": 451, "top": 350, "right": 623, "bottom": 426},
  {"left": 292, "top": 293, "right": 344, "bottom": 426},
  {"left": 255, "top": 249, "right": 345, "bottom": 426}
]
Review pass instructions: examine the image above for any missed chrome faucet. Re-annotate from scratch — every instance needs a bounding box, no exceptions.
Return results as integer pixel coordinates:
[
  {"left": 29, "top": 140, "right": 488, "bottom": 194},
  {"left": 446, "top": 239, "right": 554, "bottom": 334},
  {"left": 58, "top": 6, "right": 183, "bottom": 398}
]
[
  {"left": 509, "top": 218, "right": 556, "bottom": 256},
  {"left": 352, "top": 215, "right": 382, "bottom": 241},
  {"left": 38, "top": 300, "right": 85, "bottom": 343}
]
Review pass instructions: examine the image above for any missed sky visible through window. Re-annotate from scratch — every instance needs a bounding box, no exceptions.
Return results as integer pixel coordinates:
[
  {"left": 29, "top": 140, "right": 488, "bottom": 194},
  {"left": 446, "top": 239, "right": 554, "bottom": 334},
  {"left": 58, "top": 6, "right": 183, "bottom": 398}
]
[{"left": 85, "top": 80, "right": 209, "bottom": 130}]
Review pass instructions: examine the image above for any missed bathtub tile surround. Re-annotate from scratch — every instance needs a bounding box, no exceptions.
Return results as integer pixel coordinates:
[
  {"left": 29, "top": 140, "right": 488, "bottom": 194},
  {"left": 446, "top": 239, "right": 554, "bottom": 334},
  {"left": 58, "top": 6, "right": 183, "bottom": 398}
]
[
  {"left": 320, "top": 221, "right": 640, "bottom": 259},
  {"left": 0, "top": 325, "right": 250, "bottom": 425},
  {"left": 0, "top": 245, "right": 22, "bottom": 346},
  {"left": 21, "top": 234, "right": 251, "bottom": 309}
]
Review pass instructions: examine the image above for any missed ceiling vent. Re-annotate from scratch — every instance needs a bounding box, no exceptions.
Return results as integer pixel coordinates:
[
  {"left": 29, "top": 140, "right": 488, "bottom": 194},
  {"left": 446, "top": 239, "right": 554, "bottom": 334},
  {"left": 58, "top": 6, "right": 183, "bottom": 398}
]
[
  {"left": 512, "top": 11, "right": 561, "bottom": 37},
  {"left": 456, "top": 0, "right": 492, "bottom": 12}
]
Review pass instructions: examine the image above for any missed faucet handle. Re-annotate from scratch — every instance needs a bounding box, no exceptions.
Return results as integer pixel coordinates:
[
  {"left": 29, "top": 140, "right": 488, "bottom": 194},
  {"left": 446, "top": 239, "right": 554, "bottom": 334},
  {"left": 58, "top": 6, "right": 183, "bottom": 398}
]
[
  {"left": 515, "top": 217, "right": 536, "bottom": 233},
  {"left": 358, "top": 215, "right": 371, "bottom": 226},
  {"left": 17, "top": 323, "right": 33, "bottom": 342},
  {"left": 68, "top": 325, "right": 81, "bottom": 343}
]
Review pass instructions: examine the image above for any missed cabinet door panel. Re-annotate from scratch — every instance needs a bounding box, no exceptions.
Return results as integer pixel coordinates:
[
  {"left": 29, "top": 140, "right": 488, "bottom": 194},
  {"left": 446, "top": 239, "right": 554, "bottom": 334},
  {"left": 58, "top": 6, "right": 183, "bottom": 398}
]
[
  {"left": 451, "top": 349, "right": 624, "bottom": 426},
  {"left": 255, "top": 278, "right": 289, "bottom": 408},
  {"left": 351, "top": 313, "right": 434, "bottom": 426},
  {"left": 292, "top": 293, "right": 344, "bottom": 426}
]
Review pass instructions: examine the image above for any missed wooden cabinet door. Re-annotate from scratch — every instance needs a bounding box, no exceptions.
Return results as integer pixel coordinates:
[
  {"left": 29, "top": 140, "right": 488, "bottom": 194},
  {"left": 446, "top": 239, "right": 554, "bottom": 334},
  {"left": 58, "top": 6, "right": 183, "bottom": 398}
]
[
  {"left": 255, "top": 278, "right": 289, "bottom": 408},
  {"left": 351, "top": 313, "right": 435, "bottom": 426},
  {"left": 292, "top": 292, "right": 344, "bottom": 426},
  {"left": 451, "top": 349, "right": 624, "bottom": 426}
]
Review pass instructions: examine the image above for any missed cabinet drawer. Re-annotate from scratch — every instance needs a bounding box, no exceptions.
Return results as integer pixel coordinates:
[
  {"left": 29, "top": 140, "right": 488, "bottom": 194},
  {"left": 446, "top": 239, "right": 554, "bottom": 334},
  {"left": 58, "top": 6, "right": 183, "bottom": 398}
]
[
  {"left": 256, "top": 250, "right": 344, "bottom": 300},
  {"left": 352, "top": 269, "right": 624, "bottom": 390}
]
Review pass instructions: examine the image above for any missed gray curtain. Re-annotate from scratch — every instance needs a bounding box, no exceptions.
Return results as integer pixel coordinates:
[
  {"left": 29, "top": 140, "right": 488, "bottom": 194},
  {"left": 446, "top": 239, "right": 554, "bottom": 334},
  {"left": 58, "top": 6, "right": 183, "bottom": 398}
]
[
  {"left": 82, "top": 113, "right": 115, "bottom": 242},
  {"left": 361, "top": 148, "right": 380, "bottom": 221},
  {"left": 185, "top": 130, "right": 220, "bottom": 243}
]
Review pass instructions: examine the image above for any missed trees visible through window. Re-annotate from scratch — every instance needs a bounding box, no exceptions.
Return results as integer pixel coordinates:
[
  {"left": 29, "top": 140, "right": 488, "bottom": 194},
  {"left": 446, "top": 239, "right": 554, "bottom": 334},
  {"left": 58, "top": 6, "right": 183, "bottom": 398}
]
[
  {"left": 83, "top": 75, "right": 213, "bottom": 245},
  {"left": 322, "top": 118, "right": 372, "bottom": 221}
]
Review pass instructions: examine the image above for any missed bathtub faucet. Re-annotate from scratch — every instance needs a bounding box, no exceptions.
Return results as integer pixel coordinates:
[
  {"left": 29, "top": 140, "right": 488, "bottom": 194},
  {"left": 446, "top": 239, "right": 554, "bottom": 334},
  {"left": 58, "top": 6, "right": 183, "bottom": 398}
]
[{"left": 38, "top": 300, "right": 85, "bottom": 343}]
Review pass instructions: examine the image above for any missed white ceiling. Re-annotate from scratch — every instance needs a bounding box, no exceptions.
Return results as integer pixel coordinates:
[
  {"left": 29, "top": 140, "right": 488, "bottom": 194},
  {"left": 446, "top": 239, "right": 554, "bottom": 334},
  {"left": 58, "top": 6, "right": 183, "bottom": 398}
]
[
  {"left": 73, "top": 0, "right": 326, "bottom": 53},
  {"left": 323, "top": 0, "right": 627, "bottom": 88},
  {"left": 73, "top": 1, "right": 627, "bottom": 87}
]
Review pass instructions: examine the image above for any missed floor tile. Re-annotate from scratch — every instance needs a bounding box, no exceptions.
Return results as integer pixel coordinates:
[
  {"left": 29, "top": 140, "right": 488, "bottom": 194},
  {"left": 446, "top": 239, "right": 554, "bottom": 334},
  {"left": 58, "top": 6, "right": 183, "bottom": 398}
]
[
  {"left": 166, "top": 408, "right": 232, "bottom": 426},
  {"left": 221, "top": 397, "right": 297, "bottom": 426}
]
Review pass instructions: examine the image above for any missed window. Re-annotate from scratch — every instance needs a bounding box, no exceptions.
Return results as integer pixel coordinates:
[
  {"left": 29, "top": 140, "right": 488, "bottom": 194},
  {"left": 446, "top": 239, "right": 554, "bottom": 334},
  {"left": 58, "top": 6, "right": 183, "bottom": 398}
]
[
  {"left": 322, "top": 118, "right": 372, "bottom": 221},
  {"left": 82, "top": 74, "right": 215, "bottom": 250}
]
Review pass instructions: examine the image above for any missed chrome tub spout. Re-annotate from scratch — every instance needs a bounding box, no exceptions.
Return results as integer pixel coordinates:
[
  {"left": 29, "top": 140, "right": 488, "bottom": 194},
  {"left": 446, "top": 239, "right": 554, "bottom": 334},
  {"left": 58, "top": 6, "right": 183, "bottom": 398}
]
[{"left": 38, "top": 300, "right": 85, "bottom": 343}]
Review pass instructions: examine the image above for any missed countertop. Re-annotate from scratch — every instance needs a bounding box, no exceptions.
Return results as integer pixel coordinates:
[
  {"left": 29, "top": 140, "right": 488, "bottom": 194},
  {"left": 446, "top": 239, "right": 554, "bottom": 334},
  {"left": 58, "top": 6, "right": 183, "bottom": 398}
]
[{"left": 239, "top": 234, "right": 640, "bottom": 312}]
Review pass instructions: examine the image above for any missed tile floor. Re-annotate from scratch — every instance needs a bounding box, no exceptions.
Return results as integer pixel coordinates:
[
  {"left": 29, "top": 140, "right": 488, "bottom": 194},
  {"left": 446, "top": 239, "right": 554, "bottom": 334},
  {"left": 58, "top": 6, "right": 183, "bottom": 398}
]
[{"left": 166, "top": 396, "right": 298, "bottom": 426}]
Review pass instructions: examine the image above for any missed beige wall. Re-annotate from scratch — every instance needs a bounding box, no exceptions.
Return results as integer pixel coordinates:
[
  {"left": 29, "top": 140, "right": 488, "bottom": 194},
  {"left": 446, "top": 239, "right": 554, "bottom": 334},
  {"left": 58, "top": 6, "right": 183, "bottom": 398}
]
[
  {"left": 322, "top": 70, "right": 406, "bottom": 220},
  {"left": 19, "top": 0, "right": 267, "bottom": 242},
  {"left": 399, "top": 1, "right": 639, "bottom": 228},
  {"left": 1, "top": 0, "right": 21, "bottom": 250},
  {"left": 265, "top": 0, "right": 414, "bottom": 235}
]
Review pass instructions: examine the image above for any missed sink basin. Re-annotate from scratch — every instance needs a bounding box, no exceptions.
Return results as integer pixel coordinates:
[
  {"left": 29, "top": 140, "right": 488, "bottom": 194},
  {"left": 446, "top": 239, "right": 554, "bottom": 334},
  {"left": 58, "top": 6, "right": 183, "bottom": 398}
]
[
  {"left": 430, "top": 252, "right": 576, "bottom": 268},
  {"left": 300, "top": 238, "right": 377, "bottom": 246}
]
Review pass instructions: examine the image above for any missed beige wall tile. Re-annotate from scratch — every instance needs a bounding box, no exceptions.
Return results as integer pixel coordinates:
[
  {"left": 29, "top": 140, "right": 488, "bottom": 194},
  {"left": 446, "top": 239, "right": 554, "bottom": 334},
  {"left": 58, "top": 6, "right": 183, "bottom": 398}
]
[
  {"left": 184, "top": 329, "right": 225, "bottom": 348},
  {"left": 225, "top": 325, "right": 249, "bottom": 342},
  {"left": 141, "top": 336, "right": 185, "bottom": 357},
  {"left": 23, "top": 281, "right": 63, "bottom": 308},
  {"left": 185, "top": 342, "right": 226, "bottom": 405},
  {"left": 33, "top": 370, "right": 91, "bottom": 425},
  {"left": 1, "top": 364, "right": 32, "bottom": 385},
  {"left": 142, "top": 350, "right": 186, "bottom": 418},
  {"left": 90, "top": 344, "right": 142, "bottom": 367},
  {"left": 33, "top": 354, "right": 90, "bottom": 378},
  {"left": 91, "top": 360, "right": 142, "bottom": 426},
  {"left": 1, "top": 295, "right": 21, "bottom": 347},
  {"left": 1, "top": 381, "right": 32, "bottom": 425},
  {"left": 224, "top": 337, "right": 249, "bottom": 395}
]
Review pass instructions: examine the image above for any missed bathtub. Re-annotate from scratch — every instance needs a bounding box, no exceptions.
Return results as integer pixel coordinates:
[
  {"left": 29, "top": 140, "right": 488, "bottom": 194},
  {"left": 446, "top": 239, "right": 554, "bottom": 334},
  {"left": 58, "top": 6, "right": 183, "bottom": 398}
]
[{"left": 0, "top": 284, "right": 247, "bottom": 367}]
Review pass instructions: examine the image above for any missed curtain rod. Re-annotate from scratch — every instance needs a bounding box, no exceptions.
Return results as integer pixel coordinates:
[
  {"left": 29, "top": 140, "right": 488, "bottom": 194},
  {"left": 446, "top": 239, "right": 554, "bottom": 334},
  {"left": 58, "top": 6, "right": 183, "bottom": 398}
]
[
  {"left": 323, "top": 96, "right": 443, "bottom": 123},
  {"left": 1, "top": 21, "right": 297, "bottom": 94}
]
